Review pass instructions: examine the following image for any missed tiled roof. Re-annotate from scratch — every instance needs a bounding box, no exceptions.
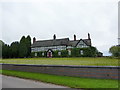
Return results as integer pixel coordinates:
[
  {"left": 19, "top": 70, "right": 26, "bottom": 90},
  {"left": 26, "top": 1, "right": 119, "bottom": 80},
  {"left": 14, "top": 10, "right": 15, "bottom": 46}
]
[
  {"left": 31, "top": 38, "right": 91, "bottom": 48},
  {"left": 31, "top": 38, "right": 69, "bottom": 47}
]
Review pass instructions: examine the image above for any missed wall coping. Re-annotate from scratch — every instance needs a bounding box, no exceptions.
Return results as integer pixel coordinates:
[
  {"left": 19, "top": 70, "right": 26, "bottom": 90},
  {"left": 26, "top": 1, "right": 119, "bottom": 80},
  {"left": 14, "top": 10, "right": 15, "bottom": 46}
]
[{"left": 1, "top": 64, "right": 120, "bottom": 69}]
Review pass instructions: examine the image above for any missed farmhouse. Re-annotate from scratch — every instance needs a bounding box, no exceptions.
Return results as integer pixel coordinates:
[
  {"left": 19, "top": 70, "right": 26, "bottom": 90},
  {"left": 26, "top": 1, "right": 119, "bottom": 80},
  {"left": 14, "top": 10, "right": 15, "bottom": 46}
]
[{"left": 31, "top": 33, "right": 97, "bottom": 57}]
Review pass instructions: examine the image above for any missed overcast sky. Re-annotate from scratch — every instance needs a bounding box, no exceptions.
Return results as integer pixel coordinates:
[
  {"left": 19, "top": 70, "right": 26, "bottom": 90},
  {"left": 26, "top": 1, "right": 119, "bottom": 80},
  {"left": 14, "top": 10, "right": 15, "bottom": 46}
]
[{"left": 0, "top": 0, "right": 119, "bottom": 56}]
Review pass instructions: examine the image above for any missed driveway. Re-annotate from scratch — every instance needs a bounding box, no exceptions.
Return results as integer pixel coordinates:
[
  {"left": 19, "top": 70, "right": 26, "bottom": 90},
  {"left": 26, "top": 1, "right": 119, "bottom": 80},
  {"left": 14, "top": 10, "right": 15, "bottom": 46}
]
[{"left": 2, "top": 75, "right": 68, "bottom": 88}]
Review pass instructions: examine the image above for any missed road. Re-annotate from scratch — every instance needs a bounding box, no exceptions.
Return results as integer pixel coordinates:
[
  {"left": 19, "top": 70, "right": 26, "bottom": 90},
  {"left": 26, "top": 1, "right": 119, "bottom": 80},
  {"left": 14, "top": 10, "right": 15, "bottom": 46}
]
[{"left": 2, "top": 75, "right": 68, "bottom": 88}]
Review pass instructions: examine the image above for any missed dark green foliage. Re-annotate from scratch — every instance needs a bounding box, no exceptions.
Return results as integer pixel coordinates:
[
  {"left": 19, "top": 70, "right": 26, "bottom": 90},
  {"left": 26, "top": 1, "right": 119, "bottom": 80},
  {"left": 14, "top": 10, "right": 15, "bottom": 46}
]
[
  {"left": 19, "top": 43, "right": 28, "bottom": 58},
  {"left": 31, "top": 51, "right": 47, "bottom": 57},
  {"left": 10, "top": 42, "right": 19, "bottom": 58},
  {"left": 31, "top": 52, "right": 35, "bottom": 57},
  {"left": 20, "top": 36, "right": 26, "bottom": 43},
  {"left": 37, "top": 51, "right": 47, "bottom": 57},
  {"left": 53, "top": 50, "right": 68, "bottom": 57},
  {"left": 2, "top": 44, "right": 10, "bottom": 58},
  {"left": 61, "top": 50, "right": 68, "bottom": 57},
  {"left": 34, "top": 47, "right": 99, "bottom": 58},
  {"left": 109, "top": 45, "right": 120, "bottom": 57},
  {"left": 26, "top": 35, "right": 31, "bottom": 57},
  {"left": 71, "top": 47, "right": 98, "bottom": 57},
  {"left": 19, "top": 35, "right": 31, "bottom": 58},
  {"left": 96, "top": 52, "right": 103, "bottom": 57},
  {"left": 2, "top": 35, "right": 31, "bottom": 58},
  {"left": 71, "top": 48, "right": 80, "bottom": 57},
  {"left": 19, "top": 36, "right": 28, "bottom": 58},
  {"left": 1, "top": 40, "right": 8, "bottom": 58},
  {"left": 53, "top": 50, "right": 60, "bottom": 57}
]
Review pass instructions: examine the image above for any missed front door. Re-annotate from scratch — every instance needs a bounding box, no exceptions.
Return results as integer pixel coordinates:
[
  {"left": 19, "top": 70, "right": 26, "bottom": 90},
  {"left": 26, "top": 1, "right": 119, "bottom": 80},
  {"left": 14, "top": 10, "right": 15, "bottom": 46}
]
[
  {"left": 47, "top": 49, "right": 52, "bottom": 58},
  {"left": 48, "top": 52, "right": 52, "bottom": 57}
]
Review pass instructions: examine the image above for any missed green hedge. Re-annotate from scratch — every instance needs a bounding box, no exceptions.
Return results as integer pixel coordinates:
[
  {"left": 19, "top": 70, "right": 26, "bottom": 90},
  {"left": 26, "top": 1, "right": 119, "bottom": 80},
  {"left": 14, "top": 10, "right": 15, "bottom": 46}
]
[
  {"left": 31, "top": 51, "right": 47, "bottom": 57},
  {"left": 31, "top": 46, "right": 99, "bottom": 57},
  {"left": 70, "top": 47, "right": 98, "bottom": 57},
  {"left": 53, "top": 50, "right": 68, "bottom": 57}
]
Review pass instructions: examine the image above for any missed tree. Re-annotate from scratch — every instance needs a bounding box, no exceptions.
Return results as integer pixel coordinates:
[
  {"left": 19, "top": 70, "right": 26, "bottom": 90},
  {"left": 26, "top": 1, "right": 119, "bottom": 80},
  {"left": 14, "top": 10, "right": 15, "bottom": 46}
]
[
  {"left": 19, "top": 43, "right": 27, "bottom": 58},
  {"left": 20, "top": 36, "right": 26, "bottom": 43},
  {"left": 19, "top": 35, "right": 31, "bottom": 58},
  {"left": 109, "top": 45, "right": 120, "bottom": 57},
  {"left": 10, "top": 41, "right": 19, "bottom": 58},
  {"left": 26, "top": 35, "right": 31, "bottom": 57},
  {"left": 19, "top": 36, "right": 27, "bottom": 58},
  {"left": 1, "top": 35, "right": 31, "bottom": 58},
  {"left": 2, "top": 44, "right": 10, "bottom": 58}
]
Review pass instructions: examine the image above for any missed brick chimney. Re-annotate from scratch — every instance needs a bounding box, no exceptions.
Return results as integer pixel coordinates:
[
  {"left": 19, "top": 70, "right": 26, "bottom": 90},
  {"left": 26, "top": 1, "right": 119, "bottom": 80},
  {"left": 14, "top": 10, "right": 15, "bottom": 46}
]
[
  {"left": 53, "top": 34, "right": 56, "bottom": 40},
  {"left": 88, "top": 33, "right": 91, "bottom": 40},
  {"left": 33, "top": 37, "right": 36, "bottom": 43},
  {"left": 74, "top": 34, "right": 76, "bottom": 41}
]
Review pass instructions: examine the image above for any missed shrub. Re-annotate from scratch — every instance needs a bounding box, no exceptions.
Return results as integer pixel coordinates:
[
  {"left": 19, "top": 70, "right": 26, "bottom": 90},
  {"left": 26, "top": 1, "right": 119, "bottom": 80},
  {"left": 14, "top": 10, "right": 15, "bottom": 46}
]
[
  {"left": 31, "top": 46, "right": 99, "bottom": 57},
  {"left": 31, "top": 51, "right": 47, "bottom": 57},
  {"left": 109, "top": 45, "right": 120, "bottom": 58},
  {"left": 71, "top": 47, "right": 98, "bottom": 57}
]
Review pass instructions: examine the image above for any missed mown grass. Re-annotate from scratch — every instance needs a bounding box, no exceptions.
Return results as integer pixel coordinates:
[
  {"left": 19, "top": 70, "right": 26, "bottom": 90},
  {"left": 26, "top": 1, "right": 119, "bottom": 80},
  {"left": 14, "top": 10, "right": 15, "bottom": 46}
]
[
  {"left": 1, "top": 57, "right": 119, "bottom": 66},
  {"left": 1, "top": 69, "right": 119, "bottom": 88}
]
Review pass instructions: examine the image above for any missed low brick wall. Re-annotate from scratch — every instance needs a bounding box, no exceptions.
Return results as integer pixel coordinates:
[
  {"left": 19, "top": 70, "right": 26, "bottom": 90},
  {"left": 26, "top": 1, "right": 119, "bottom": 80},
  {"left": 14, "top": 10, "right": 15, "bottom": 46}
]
[{"left": 1, "top": 64, "right": 120, "bottom": 79}]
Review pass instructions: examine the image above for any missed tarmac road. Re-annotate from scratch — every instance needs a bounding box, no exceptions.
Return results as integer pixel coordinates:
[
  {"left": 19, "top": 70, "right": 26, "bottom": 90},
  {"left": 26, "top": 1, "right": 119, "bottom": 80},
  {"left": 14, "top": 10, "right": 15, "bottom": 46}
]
[{"left": 2, "top": 75, "right": 68, "bottom": 88}]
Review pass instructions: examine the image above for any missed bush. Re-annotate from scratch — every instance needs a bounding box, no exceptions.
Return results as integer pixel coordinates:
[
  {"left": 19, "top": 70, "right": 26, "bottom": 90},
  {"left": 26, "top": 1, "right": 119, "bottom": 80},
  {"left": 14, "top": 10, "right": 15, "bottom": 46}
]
[
  {"left": 71, "top": 47, "right": 98, "bottom": 57},
  {"left": 31, "top": 46, "right": 99, "bottom": 57},
  {"left": 53, "top": 50, "right": 68, "bottom": 57},
  {"left": 109, "top": 45, "right": 120, "bottom": 58},
  {"left": 61, "top": 50, "right": 68, "bottom": 57},
  {"left": 31, "top": 51, "right": 47, "bottom": 57}
]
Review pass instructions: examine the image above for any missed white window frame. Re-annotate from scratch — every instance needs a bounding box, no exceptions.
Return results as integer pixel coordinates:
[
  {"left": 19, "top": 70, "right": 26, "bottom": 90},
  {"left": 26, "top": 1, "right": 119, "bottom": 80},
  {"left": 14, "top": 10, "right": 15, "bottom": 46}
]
[{"left": 80, "top": 50, "right": 83, "bottom": 55}]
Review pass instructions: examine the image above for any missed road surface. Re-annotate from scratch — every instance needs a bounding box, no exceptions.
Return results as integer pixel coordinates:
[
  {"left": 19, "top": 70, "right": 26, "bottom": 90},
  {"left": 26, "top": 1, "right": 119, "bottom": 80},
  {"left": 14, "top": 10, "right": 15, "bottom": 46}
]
[{"left": 2, "top": 75, "right": 68, "bottom": 88}]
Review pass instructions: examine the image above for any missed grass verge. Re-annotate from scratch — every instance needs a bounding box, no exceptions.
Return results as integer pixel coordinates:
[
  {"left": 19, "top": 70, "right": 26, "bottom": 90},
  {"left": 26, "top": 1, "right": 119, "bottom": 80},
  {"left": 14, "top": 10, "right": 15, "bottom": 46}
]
[
  {"left": 1, "top": 57, "right": 119, "bottom": 66},
  {"left": 1, "top": 69, "right": 119, "bottom": 88}
]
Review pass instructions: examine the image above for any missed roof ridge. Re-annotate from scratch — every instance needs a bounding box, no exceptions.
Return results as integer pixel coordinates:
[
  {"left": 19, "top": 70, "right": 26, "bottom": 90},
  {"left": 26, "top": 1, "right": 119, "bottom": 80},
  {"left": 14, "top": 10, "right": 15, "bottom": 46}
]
[{"left": 36, "top": 38, "right": 69, "bottom": 42}]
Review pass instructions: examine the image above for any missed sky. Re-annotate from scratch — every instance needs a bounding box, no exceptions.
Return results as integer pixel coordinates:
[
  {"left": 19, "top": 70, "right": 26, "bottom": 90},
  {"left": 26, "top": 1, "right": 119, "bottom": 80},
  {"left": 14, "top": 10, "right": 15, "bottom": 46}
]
[{"left": 0, "top": 0, "right": 119, "bottom": 56}]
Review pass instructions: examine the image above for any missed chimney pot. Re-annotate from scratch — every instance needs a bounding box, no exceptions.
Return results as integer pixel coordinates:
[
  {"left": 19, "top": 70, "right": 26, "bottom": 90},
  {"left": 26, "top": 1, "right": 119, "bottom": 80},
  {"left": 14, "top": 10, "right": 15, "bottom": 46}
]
[
  {"left": 53, "top": 34, "right": 56, "bottom": 40},
  {"left": 88, "top": 33, "right": 91, "bottom": 39},
  {"left": 74, "top": 34, "right": 76, "bottom": 41},
  {"left": 33, "top": 37, "right": 36, "bottom": 43}
]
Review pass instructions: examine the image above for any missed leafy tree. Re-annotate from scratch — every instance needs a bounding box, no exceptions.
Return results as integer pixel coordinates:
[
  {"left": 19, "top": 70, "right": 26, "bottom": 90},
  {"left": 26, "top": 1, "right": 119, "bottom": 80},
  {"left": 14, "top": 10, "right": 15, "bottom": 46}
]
[
  {"left": 19, "top": 35, "right": 31, "bottom": 58},
  {"left": 1, "top": 35, "right": 31, "bottom": 58},
  {"left": 19, "top": 43, "right": 27, "bottom": 58},
  {"left": 2, "top": 44, "right": 10, "bottom": 58},
  {"left": 109, "top": 45, "right": 120, "bottom": 57},
  {"left": 19, "top": 36, "right": 27, "bottom": 58},
  {"left": 20, "top": 36, "right": 26, "bottom": 43},
  {"left": 71, "top": 46, "right": 99, "bottom": 57},
  {"left": 26, "top": 35, "right": 31, "bottom": 57},
  {"left": 10, "top": 41, "right": 19, "bottom": 58}
]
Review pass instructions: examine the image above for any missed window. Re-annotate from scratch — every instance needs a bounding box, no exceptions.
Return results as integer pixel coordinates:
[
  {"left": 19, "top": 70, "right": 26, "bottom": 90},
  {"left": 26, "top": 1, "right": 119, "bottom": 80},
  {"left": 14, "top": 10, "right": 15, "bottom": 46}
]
[
  {"left": 31, "top": 48, "right": 35, "bottom": 52},
  {"left": 35, "top": 53, "right": 37, "bottom": 56},
  {"left": 58, "top": 52, "right": 61, "bottom": 56},
  {"left": 42, "top": 52, "right": 44, "bottom": 56},
  {"left": 68, "top": 50, "right": 71, "bottom": 55},
  {"left": 80, "top": 50, "right": 83, "bottom": 55}
]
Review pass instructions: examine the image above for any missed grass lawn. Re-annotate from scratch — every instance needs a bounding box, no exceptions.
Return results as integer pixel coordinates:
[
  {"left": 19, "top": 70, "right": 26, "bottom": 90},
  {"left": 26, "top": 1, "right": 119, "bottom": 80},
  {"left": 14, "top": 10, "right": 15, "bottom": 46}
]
[
  {"left": 1, "top": 69, "right": 119, "bottom": 88},
  {"left": 1, "top": 57, "right": 119, "bottom": 66}
]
